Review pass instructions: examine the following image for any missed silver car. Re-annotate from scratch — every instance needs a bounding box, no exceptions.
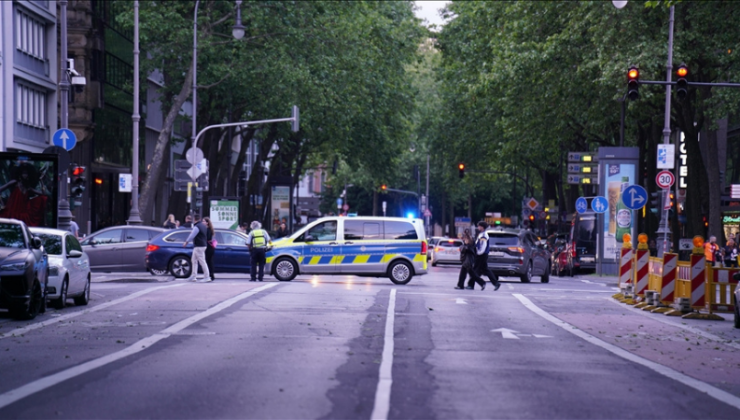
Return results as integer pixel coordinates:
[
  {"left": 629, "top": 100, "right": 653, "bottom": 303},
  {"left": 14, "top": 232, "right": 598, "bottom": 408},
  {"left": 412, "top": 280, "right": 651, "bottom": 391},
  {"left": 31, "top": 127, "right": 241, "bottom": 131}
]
[
  {"left": 81, "top": 226, "right": 165, "bottom": 272},
  {"left": 430, "top": 238, "right": 462, "bottom": 266},
  {"left": 31, "top": 227, "right": 91, "bottom": 309}
]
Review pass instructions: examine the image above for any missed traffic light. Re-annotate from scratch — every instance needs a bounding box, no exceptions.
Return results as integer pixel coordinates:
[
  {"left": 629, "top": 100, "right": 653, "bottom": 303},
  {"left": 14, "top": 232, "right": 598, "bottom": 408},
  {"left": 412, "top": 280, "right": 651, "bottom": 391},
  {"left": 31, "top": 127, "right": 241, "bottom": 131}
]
[
  {"left": 703, "top": 215, "right": 708, "bottom": 227},
  {"left": 195, "top": 186, "right": 203, "bottom": 209},
  {"left": 380, "top": 184, "right": 387, "bottom": 191},
  {"left": 70, "top": 166, "right": 86, "bottom": 197},
  {"left": 650, "top": 191, "right": 661, "bottom": 213},
  {"left": 528, "top": 214, "right": 535, "bottom": 223},
  {"left": 668, "top": 192, "right": 675, "bottom": 208},
  {"left": 627, "top": 66, "right": 640, "bottom": 100},
  {"left": 676, "top": 63, "right": 688, "bottom": 100},
  {"left": 458, "top": 163, "right": 465, "bottom": 179}
]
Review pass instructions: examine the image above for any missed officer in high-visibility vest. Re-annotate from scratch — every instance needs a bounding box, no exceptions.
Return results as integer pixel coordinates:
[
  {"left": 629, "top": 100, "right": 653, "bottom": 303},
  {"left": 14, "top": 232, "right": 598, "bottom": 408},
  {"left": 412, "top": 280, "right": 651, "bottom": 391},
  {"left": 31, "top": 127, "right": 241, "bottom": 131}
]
[{"left": 246, "top": 221, "right": 272, "bottom": 281}]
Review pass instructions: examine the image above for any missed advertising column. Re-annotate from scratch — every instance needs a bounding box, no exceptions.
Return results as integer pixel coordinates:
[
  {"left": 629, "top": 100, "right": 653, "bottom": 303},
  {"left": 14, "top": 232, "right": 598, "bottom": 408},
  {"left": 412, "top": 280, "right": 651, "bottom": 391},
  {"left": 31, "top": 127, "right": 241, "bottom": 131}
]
[{"left": 598, "top": 147, "right": 639, "bottom": 275}]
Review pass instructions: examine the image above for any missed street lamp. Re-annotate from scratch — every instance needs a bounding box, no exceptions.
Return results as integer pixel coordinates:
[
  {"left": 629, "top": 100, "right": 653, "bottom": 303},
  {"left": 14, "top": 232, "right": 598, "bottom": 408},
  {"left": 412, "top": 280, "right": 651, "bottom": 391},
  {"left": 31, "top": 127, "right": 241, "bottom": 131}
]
[{"left": 232, "top": 1, "right": 245, "bottom": 40}]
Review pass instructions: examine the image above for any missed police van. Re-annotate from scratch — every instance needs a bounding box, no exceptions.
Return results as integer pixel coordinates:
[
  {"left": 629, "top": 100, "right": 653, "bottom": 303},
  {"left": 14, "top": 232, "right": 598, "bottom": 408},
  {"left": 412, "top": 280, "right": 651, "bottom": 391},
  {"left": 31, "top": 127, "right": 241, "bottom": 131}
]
[{"left": 265, "top": 216, "right": 428, "bottom": 284}]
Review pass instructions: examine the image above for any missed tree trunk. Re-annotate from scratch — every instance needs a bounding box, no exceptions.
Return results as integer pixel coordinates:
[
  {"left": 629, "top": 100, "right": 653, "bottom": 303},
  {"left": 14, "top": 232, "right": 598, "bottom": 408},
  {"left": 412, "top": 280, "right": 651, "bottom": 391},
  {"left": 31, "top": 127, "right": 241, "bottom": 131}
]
[{"left": 139, "top": 64, "right": 194, "bottom": 224}]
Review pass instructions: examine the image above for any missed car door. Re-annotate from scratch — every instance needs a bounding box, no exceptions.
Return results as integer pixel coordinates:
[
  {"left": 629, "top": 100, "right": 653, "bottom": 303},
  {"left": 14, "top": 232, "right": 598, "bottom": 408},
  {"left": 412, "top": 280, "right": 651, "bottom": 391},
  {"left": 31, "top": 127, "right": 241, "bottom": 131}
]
[
  {"left": 81, "top": 228, "right": 123, "bottom": 271},
  {"left": 339, "top": 219, "right": 384, "bottom": 273},
  {"left": 67, "top": 234, "right": 88, "bottom": 294},
  {"left": 527, "top": 233, "right": 546, "bottom": 274},
  {"left": 118, "top": 228, "right": 152, "bottom": 271},
  {"left": 216, "top": 230, "right": 251, "bottom": 272},
  {"left": 295, "top": 220, "right": 339, "bottom": 274}
]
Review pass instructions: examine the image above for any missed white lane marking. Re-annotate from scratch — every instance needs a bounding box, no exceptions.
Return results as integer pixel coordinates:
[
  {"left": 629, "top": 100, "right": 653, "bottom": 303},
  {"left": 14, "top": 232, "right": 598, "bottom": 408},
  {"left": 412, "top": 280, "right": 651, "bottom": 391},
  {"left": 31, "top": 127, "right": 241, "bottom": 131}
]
[
  {"left": 0, "top": 283, "right": 187, "bottom": 339},
  {"left": 580, "top": 279, "right": 592, "bottom": 284},
  {"left": 371, "top": 288, "right": 397, "bottom": 420},
  {"left": 507, "top": 285, "right": 514, "bottom": 290},
  {"left": 580, "top": 279, "right": 608, "bottom": 287},
  {"left": 491, "top": 328, "right": 519, "bottom": 339},
  {"left": 455, "top": 298, "right": 468, "bottom": 305},
  {"left": 533, "top": 289, "right": 615, "bottom": 293},
  {"left": 606, "top": 298, "right": 740, "bottom": 350},
  {"left": 514, "top": 294, "right": 740, "bottom": 411},
  {"left": 0, "top": 282, "right": 279, "bottom": 409}
]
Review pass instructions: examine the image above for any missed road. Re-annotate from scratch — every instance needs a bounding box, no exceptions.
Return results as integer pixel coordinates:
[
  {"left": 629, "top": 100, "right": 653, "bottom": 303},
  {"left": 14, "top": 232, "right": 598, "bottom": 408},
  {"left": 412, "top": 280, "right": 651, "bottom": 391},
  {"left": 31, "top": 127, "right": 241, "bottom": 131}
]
[{"left": 0, "top": 265, "right": 739, "bottom": 419}]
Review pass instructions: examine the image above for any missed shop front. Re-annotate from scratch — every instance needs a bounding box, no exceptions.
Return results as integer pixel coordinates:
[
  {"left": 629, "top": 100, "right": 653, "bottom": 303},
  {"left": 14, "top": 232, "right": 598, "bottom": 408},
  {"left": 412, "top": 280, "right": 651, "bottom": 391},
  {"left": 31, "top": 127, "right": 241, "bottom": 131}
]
[{"left": 722, "top": 211, "right": 740, "bottom": 241}]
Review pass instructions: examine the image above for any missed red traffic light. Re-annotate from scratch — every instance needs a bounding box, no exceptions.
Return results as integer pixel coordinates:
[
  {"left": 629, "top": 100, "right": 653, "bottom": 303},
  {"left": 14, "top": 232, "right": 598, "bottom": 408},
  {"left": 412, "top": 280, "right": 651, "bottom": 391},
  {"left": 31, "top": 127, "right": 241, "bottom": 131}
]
[
  {"left": 458, "top": 163, "right": 465, "bottom": 171},
  {"left": 676, "top": 65, "right": 688, "bottom": 78},
  {"left": 628, "top": 67, "right": 639, "bottom": 80},
  {"left": 72, "top": 166, "right": 85, "bottom": 176},
  {"left": 528, "top": 214, "right": 535, "bottom": 222},
  {"left": 381, "top": 184, "right": 387, "bottom": 191}
]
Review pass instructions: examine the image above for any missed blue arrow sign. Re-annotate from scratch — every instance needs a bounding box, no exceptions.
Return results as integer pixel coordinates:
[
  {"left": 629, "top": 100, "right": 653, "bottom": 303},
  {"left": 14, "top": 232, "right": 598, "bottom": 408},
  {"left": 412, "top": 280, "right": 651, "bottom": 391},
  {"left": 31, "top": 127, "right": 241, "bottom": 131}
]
[
  {"left": 622, "top": 185, "right": 647, "bottom": 210},
  {"left": 52, "top": 128, "right": 77, "bottom": 151},
  {"left": 591, "top": 196, "right": 608, "bottom": 213},
  {"left": 575, "top": 197, "right": 588, "bottom": 214}
]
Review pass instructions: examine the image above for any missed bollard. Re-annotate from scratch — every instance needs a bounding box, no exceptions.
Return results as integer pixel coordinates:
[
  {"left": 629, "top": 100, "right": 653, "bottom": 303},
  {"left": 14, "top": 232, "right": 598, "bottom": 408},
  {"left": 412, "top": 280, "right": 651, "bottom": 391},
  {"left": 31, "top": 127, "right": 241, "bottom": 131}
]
[
  {"left": 651, "top": 253, "right": 677, "bottom": 313},
  {"left": 632, "top": 233, "right": 650, "bottom": 307},
  {"left": 618, "top": 234, "right": 635, "bottom": 304}
]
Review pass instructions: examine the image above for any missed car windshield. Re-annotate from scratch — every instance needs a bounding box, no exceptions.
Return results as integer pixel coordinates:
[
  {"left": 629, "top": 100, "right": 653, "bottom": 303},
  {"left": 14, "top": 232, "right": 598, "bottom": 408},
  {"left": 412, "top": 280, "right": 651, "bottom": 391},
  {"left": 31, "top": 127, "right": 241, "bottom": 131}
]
[
  {"left": 0, "top": 223, "right": 26, "bottom": 249},
  {"left": 35, "top": 233, "right": 62, "bottom": 255},
  {"left": 488, "top": 234, "right": 519, "bottom": 246}
]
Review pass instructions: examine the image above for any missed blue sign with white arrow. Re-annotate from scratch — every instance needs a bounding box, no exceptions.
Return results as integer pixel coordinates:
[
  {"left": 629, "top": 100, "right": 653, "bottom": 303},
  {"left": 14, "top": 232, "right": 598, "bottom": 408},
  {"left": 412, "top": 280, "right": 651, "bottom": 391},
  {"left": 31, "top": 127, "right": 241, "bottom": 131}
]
[
  {"left": 52, "top": 128, "right": 77, "bottom": 151},
  {"left": 622, "top": 185, "right": 647, "bottom": 210},
  {"left": 575, "top": 197, "right": 588, "bottom": 214},
  {"left": 591, "top": 196, "right": 608, "bottom": 213}
]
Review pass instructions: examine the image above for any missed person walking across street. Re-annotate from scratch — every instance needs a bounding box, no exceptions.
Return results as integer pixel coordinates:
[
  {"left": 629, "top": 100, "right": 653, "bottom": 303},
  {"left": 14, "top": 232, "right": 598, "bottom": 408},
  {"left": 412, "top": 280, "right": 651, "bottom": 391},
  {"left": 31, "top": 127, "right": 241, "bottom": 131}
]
[
  {"left": 246, "top": 221, "right": 272, "bottom": 282},
  {"left": 468, "top": 221, "right": 501, "bottom": 291},
  {"left": 456, "top": 229, "right": 486, "bottom": 290},
  {"left": 704, "top": 235, "right": 720, "bottom": 267},
  {"left": 182, "top": 214, "right": 211, "bottom": 282},
  {"left": 204, "top": 217, "right": 216, "bottom": 281}
]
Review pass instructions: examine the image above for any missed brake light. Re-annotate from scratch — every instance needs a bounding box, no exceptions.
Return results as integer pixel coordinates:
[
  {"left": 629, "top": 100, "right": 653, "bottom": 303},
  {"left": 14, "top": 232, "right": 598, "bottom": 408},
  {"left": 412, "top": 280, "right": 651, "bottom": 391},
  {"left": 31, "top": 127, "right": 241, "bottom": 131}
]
[
  {"left": 571, "top": 242, "right": 577, "bottom": 258},
  {"left": 435, "top": 247, "right": 441, "bottom": 252},
  {"left": 507, "top": 246, "right": 524, "bottom": 253},
  {"left": 145, "top": 244, "right": 159, "bottom": 252},
  {"left": 421, "top": 241, "right": 428, "bottom": 255}
]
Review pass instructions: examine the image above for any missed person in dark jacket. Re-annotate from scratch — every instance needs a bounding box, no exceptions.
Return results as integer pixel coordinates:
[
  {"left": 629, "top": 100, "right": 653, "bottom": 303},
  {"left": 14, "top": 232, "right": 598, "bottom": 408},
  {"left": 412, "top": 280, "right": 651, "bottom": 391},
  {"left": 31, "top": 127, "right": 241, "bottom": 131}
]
[
  {"left": 456, "top": 229, "right": 486, "bottom": 290},
  {"left": 182, "top": 214, "right": 211, "bottom": 282},
  {"left": 275, "top": 222, "right": 290, "bottom": 238},
  {"left": 163, "top": 214, "right": 177, "bottom": 229},
  {"left": 468, "top": 221, "right": 501, "bottom": 290},
  {"left": 203, "top": 217, "right": 216, "bottom": 280}
]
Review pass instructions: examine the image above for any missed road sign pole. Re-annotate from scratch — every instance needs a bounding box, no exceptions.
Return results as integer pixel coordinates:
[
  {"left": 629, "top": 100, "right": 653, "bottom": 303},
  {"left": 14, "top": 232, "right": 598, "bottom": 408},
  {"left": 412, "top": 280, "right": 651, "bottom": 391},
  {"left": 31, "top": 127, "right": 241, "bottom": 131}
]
[{"left": 57, "top": 0, "right": 72, "bottom": 232}]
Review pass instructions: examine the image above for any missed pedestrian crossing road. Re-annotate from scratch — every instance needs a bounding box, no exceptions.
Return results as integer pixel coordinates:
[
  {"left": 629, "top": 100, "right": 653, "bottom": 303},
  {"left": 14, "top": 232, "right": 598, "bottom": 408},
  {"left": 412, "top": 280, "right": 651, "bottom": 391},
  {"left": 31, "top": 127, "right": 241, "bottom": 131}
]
[{"left": 0, "top": 267, "right": 739, "bottom": 419}]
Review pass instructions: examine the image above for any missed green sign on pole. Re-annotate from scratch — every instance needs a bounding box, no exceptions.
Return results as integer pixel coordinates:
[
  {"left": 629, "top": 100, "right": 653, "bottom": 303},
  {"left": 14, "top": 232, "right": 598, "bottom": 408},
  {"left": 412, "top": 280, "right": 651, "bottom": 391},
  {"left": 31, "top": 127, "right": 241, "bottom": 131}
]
[{"left": 209, "top": 199, "right": 239, "bottom": 230}]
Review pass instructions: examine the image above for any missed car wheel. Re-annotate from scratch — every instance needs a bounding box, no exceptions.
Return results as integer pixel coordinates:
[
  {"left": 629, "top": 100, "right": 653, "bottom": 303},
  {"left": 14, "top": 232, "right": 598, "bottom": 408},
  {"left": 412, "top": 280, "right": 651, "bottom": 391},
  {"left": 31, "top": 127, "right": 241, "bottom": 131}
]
[
  {"left": 11, "top": 279, "right": 43, "bottom": 320},
  {"left": 74, "top": 276, "right": 91, "bottom": 306},
  {"left": 431, "top": 256, "right": 437, "bottom": 267},
  {"left": 734, "top": 297, "right": 740, "bottom": 329},
  {"left": 274, "top": 258, "right": 297, "bottom": 281},
  {"left": 388, "top": 260, "right": 413, "bottom": 285},
  {"left": 520, "top": 262, "right": 532, "bottom": 283},
  {"left": 52, "top": 277, "right": 68, "bottom": 309},
  {"left": 169, "top": 256, "right": 192, "bottom": 279},
  {"left": 149, "top": 268, "right": 168, "bottom": 276},
  {"left": 541, "top": 264, "right": 550, "bottom": 283}
]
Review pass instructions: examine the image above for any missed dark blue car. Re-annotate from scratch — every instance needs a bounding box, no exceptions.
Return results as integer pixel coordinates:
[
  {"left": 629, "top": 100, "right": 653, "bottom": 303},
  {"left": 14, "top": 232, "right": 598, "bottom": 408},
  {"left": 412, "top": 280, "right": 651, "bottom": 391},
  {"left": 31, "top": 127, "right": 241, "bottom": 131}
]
[{"left": 145, "top": 228, "right": 251, "bottom": 278}]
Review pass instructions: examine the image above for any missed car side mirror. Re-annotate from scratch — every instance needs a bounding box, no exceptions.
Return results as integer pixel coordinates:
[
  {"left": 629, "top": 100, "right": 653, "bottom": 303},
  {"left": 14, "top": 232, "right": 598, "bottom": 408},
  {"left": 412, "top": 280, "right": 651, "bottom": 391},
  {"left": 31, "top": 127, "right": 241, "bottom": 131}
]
[
  {"left": 68, "top": 249, "right": 83, "bottom": 258},
  {"left": 32, "top": 237, "right": 42, "bottom": 249}
]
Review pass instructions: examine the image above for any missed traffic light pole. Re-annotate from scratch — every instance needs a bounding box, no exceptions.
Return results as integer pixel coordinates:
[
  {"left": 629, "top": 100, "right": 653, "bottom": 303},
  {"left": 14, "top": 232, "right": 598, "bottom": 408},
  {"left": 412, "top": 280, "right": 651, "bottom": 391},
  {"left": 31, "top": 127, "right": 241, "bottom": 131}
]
[
  {"left": 57, "top": 0, "right": 72, "bottom": 232},
  {"left": 656, "top": 5, "right": 674, "bottom": 258}
]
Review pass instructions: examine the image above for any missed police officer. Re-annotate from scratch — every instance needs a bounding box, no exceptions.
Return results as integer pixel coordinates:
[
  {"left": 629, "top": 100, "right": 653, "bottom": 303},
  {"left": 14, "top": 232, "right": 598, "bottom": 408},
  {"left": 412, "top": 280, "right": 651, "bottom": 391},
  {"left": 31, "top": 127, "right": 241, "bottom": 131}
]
[
  {"left": 246, "top": 221, "right": 272, "bottom": 281},
  {"left": 468, "top": 221, "right": 501, "bottom": 291}
]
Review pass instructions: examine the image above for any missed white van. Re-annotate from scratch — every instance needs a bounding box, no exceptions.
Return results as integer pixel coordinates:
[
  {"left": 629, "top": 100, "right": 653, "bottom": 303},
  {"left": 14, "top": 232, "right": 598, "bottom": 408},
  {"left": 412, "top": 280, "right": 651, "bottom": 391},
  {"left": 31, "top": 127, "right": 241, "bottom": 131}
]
[{"left": 265, "top": 216, "right": 428, "bottom": 284}]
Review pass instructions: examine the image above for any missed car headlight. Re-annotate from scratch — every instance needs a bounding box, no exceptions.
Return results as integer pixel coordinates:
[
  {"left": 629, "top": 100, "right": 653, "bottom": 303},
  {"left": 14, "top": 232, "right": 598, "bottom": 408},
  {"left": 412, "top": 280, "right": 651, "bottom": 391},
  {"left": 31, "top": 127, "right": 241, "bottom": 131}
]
[
  {"left": 49, "top": 266, "right": 59, "bottom": 276},
  {"left": 0, "top": 261, "right": 30, "bottom": 271}
]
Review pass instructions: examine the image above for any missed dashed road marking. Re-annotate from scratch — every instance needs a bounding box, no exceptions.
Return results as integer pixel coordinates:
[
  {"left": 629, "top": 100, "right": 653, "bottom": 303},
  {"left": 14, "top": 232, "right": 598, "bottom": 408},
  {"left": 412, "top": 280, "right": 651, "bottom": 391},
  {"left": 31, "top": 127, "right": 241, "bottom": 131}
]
[{"left": 455, "top": 298, "right": 468, "bottom": 304}]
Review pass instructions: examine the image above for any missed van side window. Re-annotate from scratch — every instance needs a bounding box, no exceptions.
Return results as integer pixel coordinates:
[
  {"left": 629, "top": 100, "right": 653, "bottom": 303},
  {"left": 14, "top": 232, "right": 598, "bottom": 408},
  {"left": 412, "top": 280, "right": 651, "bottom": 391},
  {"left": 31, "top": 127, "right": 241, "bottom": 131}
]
[
  {"left": 384, "top": 221, "right": 417, "bottom": 240},
  {"left": 302, "top": 221, "right": 337, "bottom": 242},
  {"left": 344, "top": 221, "right": 382, "bottom": 240}
]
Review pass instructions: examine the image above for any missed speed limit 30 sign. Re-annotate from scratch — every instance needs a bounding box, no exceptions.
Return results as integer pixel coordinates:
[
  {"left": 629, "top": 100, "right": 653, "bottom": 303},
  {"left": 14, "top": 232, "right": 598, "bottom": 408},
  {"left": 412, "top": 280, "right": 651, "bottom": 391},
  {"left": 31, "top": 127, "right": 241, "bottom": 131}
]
[{"left": 656, "top": 170, "right": 675, "bottom": 189}]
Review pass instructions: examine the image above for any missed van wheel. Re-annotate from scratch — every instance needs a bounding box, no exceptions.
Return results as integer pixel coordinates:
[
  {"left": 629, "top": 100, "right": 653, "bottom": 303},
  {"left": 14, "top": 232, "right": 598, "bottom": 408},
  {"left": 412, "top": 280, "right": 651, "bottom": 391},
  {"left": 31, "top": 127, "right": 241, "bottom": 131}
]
[
  {"left": 274, "top": 258, "right": 297, "bottom": 281},
  {"left": 52, "top": 277, "right": 68, "bottom": 309},
  {"left": 541, "top": 265, "right": 550, "bottom": 283},
  {"left": 388, "top": 261, "right": 413, "bottom": 285},
  {"left": 520, "top": 262, "right": 532, "bottom": 283}
]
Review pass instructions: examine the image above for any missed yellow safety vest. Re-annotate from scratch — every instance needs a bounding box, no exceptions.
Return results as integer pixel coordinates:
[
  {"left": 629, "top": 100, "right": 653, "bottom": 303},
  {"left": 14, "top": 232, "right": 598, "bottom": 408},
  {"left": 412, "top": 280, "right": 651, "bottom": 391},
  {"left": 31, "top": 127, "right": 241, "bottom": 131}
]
[{"left": 252, "top": 229, "right": 267, "bottom": 248}]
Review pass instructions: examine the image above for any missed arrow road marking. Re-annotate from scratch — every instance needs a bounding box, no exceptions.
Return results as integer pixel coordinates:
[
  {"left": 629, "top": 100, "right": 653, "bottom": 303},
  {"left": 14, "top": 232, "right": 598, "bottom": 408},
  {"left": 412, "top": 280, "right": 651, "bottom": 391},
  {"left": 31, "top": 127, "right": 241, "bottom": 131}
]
[
  {"left": 455, "top": 298, "right": 468, "bottom": 305},
  {"left": 491, "top": 328, "right": 519, "bottom": 339}
]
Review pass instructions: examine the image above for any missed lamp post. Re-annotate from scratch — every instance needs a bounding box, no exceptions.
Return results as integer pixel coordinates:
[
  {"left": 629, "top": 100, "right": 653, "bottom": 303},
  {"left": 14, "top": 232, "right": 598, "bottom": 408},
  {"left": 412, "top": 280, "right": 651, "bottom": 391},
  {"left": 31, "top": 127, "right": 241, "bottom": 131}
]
[
  {"left": 128, "top": 1, "right": 142, "bottom": 225},
  {"left": 57, "top": 0, "right": 72, "bottom": 231},
  {"left": 656, "top": 6, "right": 675, "bottom": 257}
]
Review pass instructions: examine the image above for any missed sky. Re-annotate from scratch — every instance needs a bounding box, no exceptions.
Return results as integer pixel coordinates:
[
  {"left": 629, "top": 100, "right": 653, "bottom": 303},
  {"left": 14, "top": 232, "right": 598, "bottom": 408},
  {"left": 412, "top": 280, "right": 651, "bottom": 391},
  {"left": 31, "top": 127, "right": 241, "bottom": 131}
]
[{"left": 414, "top": 1, "right": 451, "bottom": 29}]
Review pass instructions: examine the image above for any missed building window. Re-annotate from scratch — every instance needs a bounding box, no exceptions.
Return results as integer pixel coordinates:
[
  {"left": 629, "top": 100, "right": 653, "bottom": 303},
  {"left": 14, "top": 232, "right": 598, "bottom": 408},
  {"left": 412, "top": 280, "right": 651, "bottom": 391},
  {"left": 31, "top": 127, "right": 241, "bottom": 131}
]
[
  {"left": 320, "top": 171, "right": 326, "bottom": 193},
  {"left": 15, "top": 7, "right": 45, "bottom": 61},
  {"left": 307, "top": 172, "right": 314, "bottom": 193},
  {"left": 16, "top": 83, "right": 46, "bottom": 129}
]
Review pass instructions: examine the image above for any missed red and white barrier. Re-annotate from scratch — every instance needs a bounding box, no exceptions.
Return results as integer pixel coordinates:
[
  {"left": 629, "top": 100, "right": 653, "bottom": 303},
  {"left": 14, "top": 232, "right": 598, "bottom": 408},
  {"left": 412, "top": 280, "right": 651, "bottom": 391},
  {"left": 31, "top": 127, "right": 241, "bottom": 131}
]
[
  {"left": 660, "top": 253, "right": 678, "bottom": 305},
  {"left": 633, "top": 249, "right": 649, "bottom": 297},
  {"left": 689, "top": 253, "right": 706, "bottom": 309},
  {"left": 619, "top": 247, "right": 633, "bottom": 288}
]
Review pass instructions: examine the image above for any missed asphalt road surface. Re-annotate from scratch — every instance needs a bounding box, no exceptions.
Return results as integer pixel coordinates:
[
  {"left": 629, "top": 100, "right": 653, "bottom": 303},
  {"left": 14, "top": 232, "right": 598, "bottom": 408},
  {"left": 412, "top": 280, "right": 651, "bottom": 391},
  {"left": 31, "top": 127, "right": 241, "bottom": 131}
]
[{"left": 0, "top": 265, "right": 739, "bottom": 419}]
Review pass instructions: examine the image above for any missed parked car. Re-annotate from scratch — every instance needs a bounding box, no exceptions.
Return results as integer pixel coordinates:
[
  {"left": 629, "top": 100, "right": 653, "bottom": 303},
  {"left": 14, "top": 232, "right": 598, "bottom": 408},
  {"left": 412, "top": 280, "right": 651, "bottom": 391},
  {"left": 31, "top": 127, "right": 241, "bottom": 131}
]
[
  {"left": 430, "top": 238, "right": 462, "bottom": 266},
  {"left": 485, "top": 228, "right": 550, "bottom": 283},
  {"left": 0, "top": 218, "right": 49, "bottom": 320},
  {"left": 31, "top": 227, "right": 91, "bottom": 309},
  {"left": 568, "top": 211, "right": 598, "bottom": 274},
  {"left": 427, "top": 236, "right": 445, "bottom": 258},
  {"left": 145, "top": 228, "right": 253, "bottom": 278},
  {"left": 80, "top": 226, "right": 165, "bottom": 272}
]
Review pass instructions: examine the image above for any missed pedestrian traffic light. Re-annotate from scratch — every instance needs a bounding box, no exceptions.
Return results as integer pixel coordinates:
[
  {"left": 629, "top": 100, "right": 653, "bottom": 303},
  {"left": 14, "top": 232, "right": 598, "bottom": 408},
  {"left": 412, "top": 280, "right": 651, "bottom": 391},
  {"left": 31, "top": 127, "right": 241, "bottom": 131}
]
[
  {"left": 458, "top": 163, "right": 465, "bottom": 179},
  {"left": 676, "top": 63, "right": 688, "bottom": 100},
  {"left": 627, "top": 66, "right": 640, "bottom": 100}
]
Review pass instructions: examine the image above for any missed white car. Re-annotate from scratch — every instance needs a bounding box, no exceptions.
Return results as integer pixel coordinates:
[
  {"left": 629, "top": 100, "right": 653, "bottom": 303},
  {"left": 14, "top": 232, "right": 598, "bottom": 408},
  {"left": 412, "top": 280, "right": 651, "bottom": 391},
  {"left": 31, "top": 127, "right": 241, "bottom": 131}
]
[
  {"left": 30, "top": 227, "right": 91, "bottom": 309},
  {"left": 431, "top": 238, "right": 463, "bottom": 266},
  {"left": 427, "top": 236, "right": 445, "bottom": 258}
]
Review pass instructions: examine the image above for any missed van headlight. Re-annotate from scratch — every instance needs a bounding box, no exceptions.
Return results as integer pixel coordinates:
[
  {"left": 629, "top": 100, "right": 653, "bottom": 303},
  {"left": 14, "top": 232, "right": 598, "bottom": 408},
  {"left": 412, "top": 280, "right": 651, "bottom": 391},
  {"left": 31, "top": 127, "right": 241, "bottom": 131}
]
[{"left": 0, "top": 261, "right": 29, "bottom": 271}]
